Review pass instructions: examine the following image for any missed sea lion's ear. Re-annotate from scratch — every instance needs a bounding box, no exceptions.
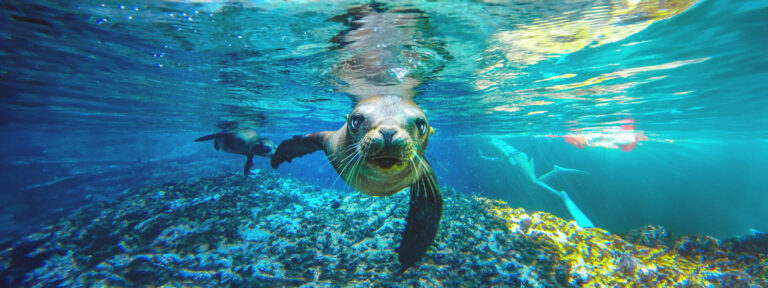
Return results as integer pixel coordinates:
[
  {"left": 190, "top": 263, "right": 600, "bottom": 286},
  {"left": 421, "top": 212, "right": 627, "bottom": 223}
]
[
  {"left": 429, "top": 127, "right": 436, "bottom": 135},
  {"left": 270, "top": 131, "right": 332, "bottom": 169},
  {"left": 397, "top": 165, "right": 442, "bottom": 272}
]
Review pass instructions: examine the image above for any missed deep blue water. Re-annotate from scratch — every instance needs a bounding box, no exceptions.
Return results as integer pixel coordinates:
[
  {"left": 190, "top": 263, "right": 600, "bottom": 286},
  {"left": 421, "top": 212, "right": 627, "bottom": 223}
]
[{"left": 1, "top": 0, "right": 767, "bottom": 245}]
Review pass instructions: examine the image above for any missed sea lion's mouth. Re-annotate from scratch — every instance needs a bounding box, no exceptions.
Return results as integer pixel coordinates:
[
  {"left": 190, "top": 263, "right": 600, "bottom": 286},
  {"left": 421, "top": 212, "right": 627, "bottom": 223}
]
[{"left": 368, "top": 157, "right": 406, "bottom": 170}]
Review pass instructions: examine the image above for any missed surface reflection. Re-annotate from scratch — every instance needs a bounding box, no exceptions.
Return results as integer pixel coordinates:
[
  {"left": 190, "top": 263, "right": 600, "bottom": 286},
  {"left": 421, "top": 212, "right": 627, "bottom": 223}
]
[{"left": 474, "top": 0, "right": 699, "bottom": 133}]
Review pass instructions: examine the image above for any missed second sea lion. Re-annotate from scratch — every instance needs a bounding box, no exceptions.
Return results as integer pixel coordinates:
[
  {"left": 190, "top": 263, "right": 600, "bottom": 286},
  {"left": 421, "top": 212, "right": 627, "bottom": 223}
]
[{"left": 195, "top": 129, "right": 276, "bottom": 176}]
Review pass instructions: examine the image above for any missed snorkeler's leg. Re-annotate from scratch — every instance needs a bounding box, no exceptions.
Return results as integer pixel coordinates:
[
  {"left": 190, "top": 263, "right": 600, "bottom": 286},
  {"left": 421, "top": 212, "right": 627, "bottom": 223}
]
[
  {"left": 489, "top": 137, "right": 516, "bottom": 156},
  {"left": 560, "top": 190, "right": 594, "bottom": 228},
  {"left": 554, "top": 165, "right": 589, "bottom": 175},
  {"left": 538, "top": 169, "right": 557, "bottom": 183},
  {"left": 491, "top": 138, "right": 559, "bottom": 198},
  {"left": 538, "top": 165, "right": 589, "bottom": 183},
  {"left": 530, "top": 179, "right": 564, "bottom": 199}
]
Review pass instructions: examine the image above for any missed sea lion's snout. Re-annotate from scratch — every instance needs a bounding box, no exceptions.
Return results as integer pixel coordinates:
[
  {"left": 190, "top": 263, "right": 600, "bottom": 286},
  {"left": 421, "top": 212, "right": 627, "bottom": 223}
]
[
  {"left": 256, "top": 139, "right": 277, "bottom": 157},
  {"left": 362, "top": 126, "right": 413, "bottom": 171},
  {"left": 380, "top": 128, "right": 397, "bottom": 146}
]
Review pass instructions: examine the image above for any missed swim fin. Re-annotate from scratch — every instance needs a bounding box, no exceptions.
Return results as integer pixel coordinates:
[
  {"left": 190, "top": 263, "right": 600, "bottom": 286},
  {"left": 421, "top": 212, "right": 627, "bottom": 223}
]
[{"left": 560, "top": 191, "right": 594, "bottom": 228}]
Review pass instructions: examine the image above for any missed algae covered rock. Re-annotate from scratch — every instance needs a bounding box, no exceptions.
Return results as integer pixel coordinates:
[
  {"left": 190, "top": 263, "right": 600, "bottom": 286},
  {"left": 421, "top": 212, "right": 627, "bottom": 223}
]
[{"left": 1, "top": 171, "right": 766, "bottom": 287}]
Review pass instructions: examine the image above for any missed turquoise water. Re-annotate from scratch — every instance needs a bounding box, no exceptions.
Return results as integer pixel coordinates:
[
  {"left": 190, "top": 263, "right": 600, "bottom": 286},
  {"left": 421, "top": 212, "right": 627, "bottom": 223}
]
[{"left": 1, "top": 0, "right": 768, "bottom": 282}]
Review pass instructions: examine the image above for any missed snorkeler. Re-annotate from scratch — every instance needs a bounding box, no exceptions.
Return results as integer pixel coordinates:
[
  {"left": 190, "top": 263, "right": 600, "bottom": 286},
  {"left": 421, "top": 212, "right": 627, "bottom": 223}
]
[
  {"left": 488, "top": 138, "right": 595, "bottom": 228},
  {"left": 546, "top": 119, "right": 648, "bottom": 152}
]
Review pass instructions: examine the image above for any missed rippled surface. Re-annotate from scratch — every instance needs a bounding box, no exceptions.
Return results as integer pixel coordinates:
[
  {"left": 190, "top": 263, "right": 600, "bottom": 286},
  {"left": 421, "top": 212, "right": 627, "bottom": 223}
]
[
  {"left": 1, "top": 0, "right": 767, "bottom": 240},
  {"left": 7, "top": 0, "right": 767, "bottom": 137}
]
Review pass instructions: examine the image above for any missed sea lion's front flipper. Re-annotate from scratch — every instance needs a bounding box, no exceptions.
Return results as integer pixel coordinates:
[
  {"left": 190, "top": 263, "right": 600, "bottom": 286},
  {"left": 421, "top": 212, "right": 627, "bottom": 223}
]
[
  {"left": 271, "top": 131, "right": 332, "bottom": 168},
  {"left": 397, "top": 167, "right": 442, "bottom": 272},
  {"left": 243, "top": 155, "right": 254, "bottom": 176}
]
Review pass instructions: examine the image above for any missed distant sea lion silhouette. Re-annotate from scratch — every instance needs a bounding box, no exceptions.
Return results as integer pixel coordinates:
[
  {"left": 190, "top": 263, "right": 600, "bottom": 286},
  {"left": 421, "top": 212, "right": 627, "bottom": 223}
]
[{"left": 195, "top": 129, "right": 276, "bottom": 176}]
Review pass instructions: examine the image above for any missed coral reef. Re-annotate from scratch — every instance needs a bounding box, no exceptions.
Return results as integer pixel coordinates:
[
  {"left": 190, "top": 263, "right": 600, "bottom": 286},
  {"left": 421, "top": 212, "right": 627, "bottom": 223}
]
[{"left": 1, "top": 171, "right": 766, "bottom": 287}]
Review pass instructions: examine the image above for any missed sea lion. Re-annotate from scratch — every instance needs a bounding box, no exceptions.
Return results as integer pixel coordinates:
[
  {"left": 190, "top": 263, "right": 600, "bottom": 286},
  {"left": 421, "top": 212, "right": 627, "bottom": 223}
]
[
  {"left": 271, "top": 95, "right": 441, "bottom": 271},
  {"left": 270, "top": 4, "right": 446, "bottom": 271},
  {"left": 195, "top": 129, "right": 276, "bottom": 176}
]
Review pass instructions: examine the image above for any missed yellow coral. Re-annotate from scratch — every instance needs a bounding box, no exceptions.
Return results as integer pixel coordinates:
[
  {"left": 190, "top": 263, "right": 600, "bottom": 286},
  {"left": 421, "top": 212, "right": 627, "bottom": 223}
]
[{"left": 479, "top": 198, "right": 768, "bottom": 286}]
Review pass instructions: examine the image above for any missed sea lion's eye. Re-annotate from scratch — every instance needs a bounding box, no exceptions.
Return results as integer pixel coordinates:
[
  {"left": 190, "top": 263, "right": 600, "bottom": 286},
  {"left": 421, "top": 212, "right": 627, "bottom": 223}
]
[
  {"left": 348, "top": 115, "right": 364, "bottom": 130},
  {"left": 415, "top": 118, "right": 428, "bottom": 135}
]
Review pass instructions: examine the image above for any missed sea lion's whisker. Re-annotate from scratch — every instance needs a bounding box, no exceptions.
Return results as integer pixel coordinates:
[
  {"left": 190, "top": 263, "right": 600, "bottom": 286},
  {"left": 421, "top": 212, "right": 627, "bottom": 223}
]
[
  {"left": 356, "top": 147, "right": 370, "bottom": 189},
  {"left": 408, "top": 157, "right": 418, "bottom": 175},
  {"left": 329, "top": 143, "right": 358, "bottom": 162},
  {"left": 333, "top": 152, "right": 359, "bottom": 189},
  {"left": 413, "top": 153, "right": 424, "bottom": 190},
  {"left": 408, "top": 152, "right": 419, "bottom": 179},
  {"left": 346, "top": 148, "right": 363, "bottom": 191},
  {"left": 337, "top": 149, "right": 358, "bottom": 175},
  {"left": 344, "top": 154, "right": 361, "bottom": 178},
  {"left": 414, "top": 153, "right": 437, "bottom": 200},
  {"left": 425, "top": 172, "right": 438, "bottom": 201},
  {"left": 414, "top": 153, "right": 427, "bottom": 172},
  {"left": 343, "top": 155, "right": 362, "bottom": 191},
  {"left": 348, "top": 152, "right": 359, "bottom": 186},
  {"left": 414, "top": 154, "right": 435, "bottom": 197},
  {"left": 409, "top": 156, "right": 420, "bottom": 195},
  {"left": 354, "top": 153, "right": 366, "bottom": 190},
  {"left": 334, "top": 146, "right": 359, "bottom": 166},
  {"left": 334, "top": 142, "right": 358, "bottom": 155},
  {"left": 332, "top": 143, "right": 362, "bottom": 169}
]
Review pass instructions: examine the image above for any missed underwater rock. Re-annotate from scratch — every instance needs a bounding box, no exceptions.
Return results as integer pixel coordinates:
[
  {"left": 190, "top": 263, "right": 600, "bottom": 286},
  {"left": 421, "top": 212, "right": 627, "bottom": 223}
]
[
  {"left": 0, "top": 171, "right": 766, "bottom": 287},
  {"left": 624, "top": 225, "right": 671, "bottom": 248}
]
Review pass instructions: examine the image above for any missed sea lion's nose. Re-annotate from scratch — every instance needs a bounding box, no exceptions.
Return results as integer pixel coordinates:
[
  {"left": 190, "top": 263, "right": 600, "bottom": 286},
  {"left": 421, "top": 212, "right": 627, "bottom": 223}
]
[{"left": 380, "top": 129, "right": 397, "bottom": 146}]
